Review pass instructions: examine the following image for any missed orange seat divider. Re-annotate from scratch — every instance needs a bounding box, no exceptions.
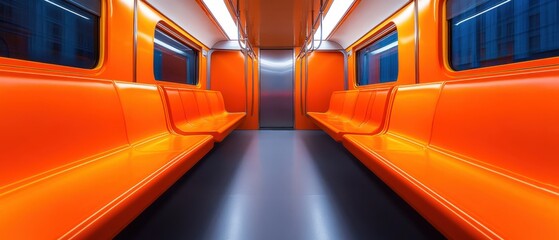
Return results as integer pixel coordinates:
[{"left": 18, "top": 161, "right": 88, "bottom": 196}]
[
  {"left": 0, "top": 79, "right": 214, "bottom": 239},
  {"left": 307, "top": 88, "right": 392, "bottom": 141},
  {"left": 342, "top": 80, "right": 559, "bottom": 239},
  {"left": 162, "top": 86, "right": 246, "bottom": 142}
]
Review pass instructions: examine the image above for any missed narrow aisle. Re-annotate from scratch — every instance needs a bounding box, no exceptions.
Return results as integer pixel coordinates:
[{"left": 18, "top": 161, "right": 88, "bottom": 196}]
[{"left": 117, "top": 131, "right": 443, "bottom": 239}]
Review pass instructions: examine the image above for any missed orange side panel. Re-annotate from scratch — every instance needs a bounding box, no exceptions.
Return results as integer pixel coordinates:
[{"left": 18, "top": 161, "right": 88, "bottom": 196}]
[
  {"left": 295, "top": 51, "right": 345, "bottom": 129},
  {"left": 210, "top": 51, "right": 259, "bottom": 129},
  {"left": 210, "top": 51, "right": 247, "bottom": 112}
]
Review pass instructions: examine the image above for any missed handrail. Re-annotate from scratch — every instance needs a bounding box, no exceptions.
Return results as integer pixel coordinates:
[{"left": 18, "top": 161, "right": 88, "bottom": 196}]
[
  {"left": 296, "top": 0, "right": 328, "bottom": 60},
  {"left": 297, "top": 0, "right": 326, "bottom": 116},
  {"left": 227, "top": 0, "right": 257, "bottom": 59}
]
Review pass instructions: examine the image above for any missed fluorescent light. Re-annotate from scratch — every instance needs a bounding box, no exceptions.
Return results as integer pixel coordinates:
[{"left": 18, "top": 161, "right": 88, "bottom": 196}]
[
  {"left": 314, "top": 0, "right": 355, "bottom": 40},
  {"left": 203, "top": 0, "right": 239, "bottom": 40},
  {"left": 455, "top": 0, "right": 511, "bottom": 26},
  {"left": 44, "top": 0, "right": 90, "bottom": 20}
]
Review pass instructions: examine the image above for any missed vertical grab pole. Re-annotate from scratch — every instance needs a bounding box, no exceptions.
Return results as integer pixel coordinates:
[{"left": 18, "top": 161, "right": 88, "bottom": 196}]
[
  {"left": 133, "top": 0, "right": 138, "bottom": 82},
  {"left": 299, "top": 52, "right": 305, "bottom": 115},
  {"left": 250, "top": 55, "right": 255, "bottom": 116},
  {"left": 244, "top": 50, "right": 248, "bottom": 114},
  {"left": 304, "top": 53, "right": 309, "bottom": 115}
]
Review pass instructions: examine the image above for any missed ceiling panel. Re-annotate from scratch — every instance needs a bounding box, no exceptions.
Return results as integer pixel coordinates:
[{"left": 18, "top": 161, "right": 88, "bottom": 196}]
[
  {"left": 242, "top": 0, "right": 322, "bottom": 48},
  {"left": 328, "top": 0, "right": 410, "bottom": 49},
  {"left": 146, "top": 0, "right": 227, "bottom": 47}
]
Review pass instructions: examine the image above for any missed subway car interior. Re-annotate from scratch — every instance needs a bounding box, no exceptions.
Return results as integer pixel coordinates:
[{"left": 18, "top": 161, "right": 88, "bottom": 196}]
[{"left": 1, "top": 0, "right": 558, "bottom": 239}]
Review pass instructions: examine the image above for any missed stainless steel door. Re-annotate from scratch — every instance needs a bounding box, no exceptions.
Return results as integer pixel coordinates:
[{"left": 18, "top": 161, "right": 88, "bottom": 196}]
[{"left": 260, "top": 49, "right": 294, "bottom": 128}]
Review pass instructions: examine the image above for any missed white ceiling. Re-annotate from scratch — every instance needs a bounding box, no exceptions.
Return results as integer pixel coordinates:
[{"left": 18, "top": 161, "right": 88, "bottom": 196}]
[
  {"left": 329, "top": 0, "right": 410, "bottom": 49},
  {"left": 146, "top": 0, "right": 410, "bottom": 49},
  {"left": 146, "top": 0, "right": 227, "bottom": 48}
]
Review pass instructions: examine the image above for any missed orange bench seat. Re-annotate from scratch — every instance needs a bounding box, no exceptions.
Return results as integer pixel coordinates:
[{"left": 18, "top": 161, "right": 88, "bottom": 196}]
[
  {"left": 0, "top": 79, "right": 213, "bottom": 239},
  {"left": 163, "top": 87, "right": 245, "bottom": 142},
  {"left": 343, "top": 81, "right": 559, "bottom": 239},
  {"left": 307, "top": 88, "right": 391, "bottom": 141}
]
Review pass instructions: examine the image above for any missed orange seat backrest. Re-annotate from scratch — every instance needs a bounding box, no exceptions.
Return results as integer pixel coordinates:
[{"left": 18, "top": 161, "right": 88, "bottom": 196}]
[
  {"left": 178, "top": 90, "right": 202, "bottom": 122},
  {"left": 339, "top": 91, "right": 359, "bottom": 119},
  {"left": 386, "top": 83, "right": 443, "bottom": 144},
  {"left": 114, "top": 82, "right": 169, "bottom": 144},
  {"left": 163, "top": 88, "right": 189, "bottom": 126},
  {"left": 326, "top": 91, "right": 346, "bottom": 116},
  {"left": 0, "top": 78, "right": 128, "bottom": 187},
  {"left": 205, "top": 91, "right": 227, "bottom": 116},
  {"left": 361, "top": 88, "right": 392, "bottom": 130},
  {"left": 194, "top": 91, "right": 212, "bottom": 118},
  {"left": 350, "top": 91, "right": 373, "bottom": 125},
  {"left": 430, "top": 78, "right": 559, "bottom": 188}
]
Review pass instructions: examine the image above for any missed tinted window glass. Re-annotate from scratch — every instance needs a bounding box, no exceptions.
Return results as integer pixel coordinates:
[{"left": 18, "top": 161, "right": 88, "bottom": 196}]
[
  {"left": 357, "top": 30, "right": 399, "bottom": 85},
  {"left": 448, "top": 0, "right": 559, "bottom": 70},
  {"left": 154, "top": 28, "right": 199, "bottom": 85},
  {"left": 0, "top": 0, "right": 99, "bottom": 69}
]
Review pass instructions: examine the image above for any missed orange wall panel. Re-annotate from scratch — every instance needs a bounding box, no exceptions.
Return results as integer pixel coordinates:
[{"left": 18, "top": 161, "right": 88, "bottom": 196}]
[
  {"left": 210, "top": 50, "right": 259, "bottom": 129},
  {"left": 210, "top": 51, "right": 247, "bottom": 112},
  {"left": 295, "top": 51, "right": 345, "bottom": 129}
]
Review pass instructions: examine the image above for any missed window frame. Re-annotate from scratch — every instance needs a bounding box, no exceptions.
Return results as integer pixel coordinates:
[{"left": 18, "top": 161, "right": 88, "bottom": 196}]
[
  {"left": 153, "top": 22, "right": 201, "bottom": 86},
  {"left": 355, "top": 24, "right": 399, "bottom": 86},
  {"left": 0, "top": 0, "right": 102, "bottom": 70},
  {"left": 445, "top": 0, "right": 559, "bottom": 72}
]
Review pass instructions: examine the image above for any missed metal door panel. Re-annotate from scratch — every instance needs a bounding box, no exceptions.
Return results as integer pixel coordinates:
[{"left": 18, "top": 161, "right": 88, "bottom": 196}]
[{"left": 260, "top": 50, "right": 294, "bottom": 128}]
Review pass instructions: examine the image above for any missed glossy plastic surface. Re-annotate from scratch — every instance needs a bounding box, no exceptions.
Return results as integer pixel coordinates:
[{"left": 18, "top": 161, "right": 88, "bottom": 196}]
[
  {"left": 308, "top": 88, "right": 391, "bottom": 141},
  {"left": 162, "top": 87, "right": 246, "bottom": 142},
  {"left": 342, "top": 80, "right": 559, "bottom": 239},
  {"left": 295, "top": 51, "right": 345, "bottom": 129},
  {"left": 0, "top": 78, "right": 214, "bottom": 239}
]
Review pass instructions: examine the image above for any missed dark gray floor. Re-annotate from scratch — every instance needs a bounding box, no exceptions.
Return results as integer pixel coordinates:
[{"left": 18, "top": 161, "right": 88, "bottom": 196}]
[{"left": 117, "top": 130, "right": 444, "bottom": 240}]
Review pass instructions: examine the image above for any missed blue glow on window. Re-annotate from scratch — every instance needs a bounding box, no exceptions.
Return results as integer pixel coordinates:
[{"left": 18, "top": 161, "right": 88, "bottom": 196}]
[
  {"left": 0, "top": 0, "right": 99, "bottom": 69},
  {"left": 357, "top": 30, "right": 399, "bottom": 85},
  {"left": 448, "top": 0, "right": 559, "bottom": 70},
  {"left": 154, "top": 28, "right": 199, "bottom": 85}
]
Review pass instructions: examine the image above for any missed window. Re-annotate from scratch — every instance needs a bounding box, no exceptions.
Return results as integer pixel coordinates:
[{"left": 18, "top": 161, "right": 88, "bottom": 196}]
[
  {"left": 356, "top": 30, "right": 399, "bottom": 85},
  {"left": 448, "top": 0, "right": 559, "bottom": 70},
  {"left": 153, "top": 26, "right": 199, "bottom": 85},
  {"left": 0, "top": 0, "right": 100, "bottom": 69}
]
